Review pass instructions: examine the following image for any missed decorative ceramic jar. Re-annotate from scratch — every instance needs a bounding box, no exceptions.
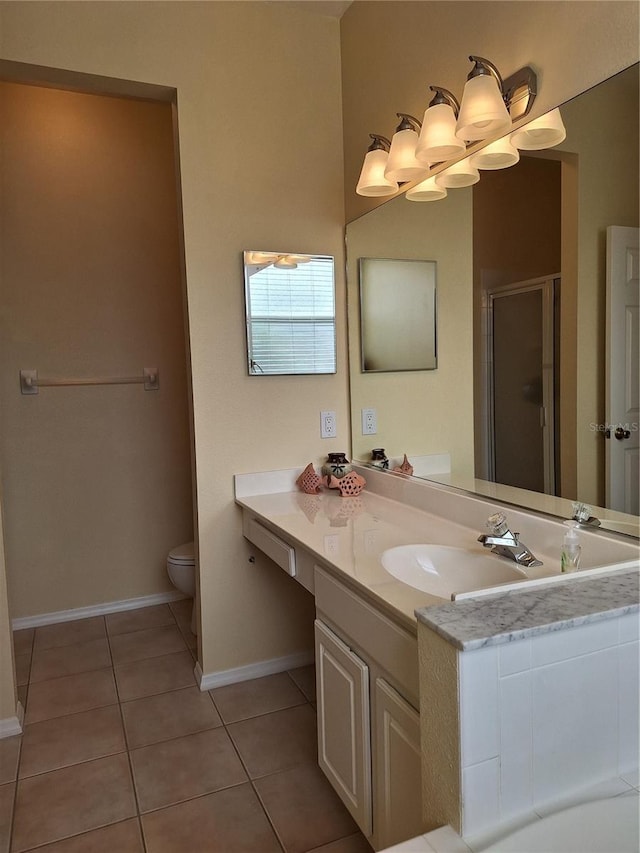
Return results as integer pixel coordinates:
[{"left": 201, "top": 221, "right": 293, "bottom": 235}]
[
  {"left": 321, "top": 452, "right": 352, "bottom": 482},
  {"left": 371, "top": 448, "right": 389, "bottom": 470}
]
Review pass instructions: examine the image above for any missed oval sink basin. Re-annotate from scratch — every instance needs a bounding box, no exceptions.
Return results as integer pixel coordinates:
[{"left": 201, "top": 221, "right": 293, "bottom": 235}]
[{"left": 381, "top": 544, "right": 527, "bottom": 599}]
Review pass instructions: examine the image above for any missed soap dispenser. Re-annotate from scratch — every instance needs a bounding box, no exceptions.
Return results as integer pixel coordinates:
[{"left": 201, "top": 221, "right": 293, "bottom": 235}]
[{"left": 561, "top": 521, "right": 582, "bottom": 573}]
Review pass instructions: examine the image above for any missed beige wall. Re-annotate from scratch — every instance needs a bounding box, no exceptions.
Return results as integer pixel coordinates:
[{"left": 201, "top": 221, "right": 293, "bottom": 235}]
[
  {"left": 341, "top": 0, "right": 639, "bottom": 223},
  {"left": 347, "top": 189, "right": 474, "bottom": 474},
  {"left": 0, "top": 81, "right": 194, "bottom": 619},
  {"left": 0, "top": 1, "right": 346, "bottom": 679}
]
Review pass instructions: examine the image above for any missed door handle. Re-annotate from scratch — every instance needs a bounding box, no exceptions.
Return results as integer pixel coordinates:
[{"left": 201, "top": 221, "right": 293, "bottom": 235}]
[{"left": 614, "top": 426, "right": 631, "bottom": 440}]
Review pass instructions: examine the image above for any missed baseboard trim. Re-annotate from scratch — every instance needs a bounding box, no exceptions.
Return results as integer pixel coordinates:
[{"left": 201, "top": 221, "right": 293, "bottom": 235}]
[
  {"left": 11, "top": 591, "right": 187, "bottom": 630},
  {"left": 0, "top": 701, "right": 24, "bottom": 739},
  {"left": 196, "top": 649, "right": 314, "bottom": 691}
]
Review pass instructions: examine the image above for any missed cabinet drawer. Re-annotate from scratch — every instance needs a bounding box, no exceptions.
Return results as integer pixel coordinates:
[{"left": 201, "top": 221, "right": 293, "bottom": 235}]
[
  {"left": 244, "top": 515, "right": 296, "bottom": 577},
  {"left": 315, "top": 567, "right": 419, "bottom": 703}
]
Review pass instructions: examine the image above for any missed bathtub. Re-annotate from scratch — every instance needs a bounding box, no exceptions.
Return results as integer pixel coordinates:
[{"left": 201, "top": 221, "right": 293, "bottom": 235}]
[
  {"left": 384, "top": 791, "right": 639, "bottom": 853},
  {"left": 479, "top": 794, "right": 639, "bottom": 853}
]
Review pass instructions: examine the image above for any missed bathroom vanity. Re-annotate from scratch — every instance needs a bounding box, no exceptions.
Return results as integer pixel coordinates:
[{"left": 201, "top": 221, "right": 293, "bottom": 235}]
[{"left": 234, "top": 466, "right": 639, "bottom": 850}]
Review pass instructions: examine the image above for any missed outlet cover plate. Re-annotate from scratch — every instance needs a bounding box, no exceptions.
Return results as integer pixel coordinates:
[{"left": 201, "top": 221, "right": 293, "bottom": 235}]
[{"left": 321, "top": 410, "right": 337, "bottom": 439}]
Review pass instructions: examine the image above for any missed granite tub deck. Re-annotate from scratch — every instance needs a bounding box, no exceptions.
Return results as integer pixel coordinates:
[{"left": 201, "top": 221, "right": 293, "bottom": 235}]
[{"left": 415, "top": 568, "right": 639, "bottom": 650}]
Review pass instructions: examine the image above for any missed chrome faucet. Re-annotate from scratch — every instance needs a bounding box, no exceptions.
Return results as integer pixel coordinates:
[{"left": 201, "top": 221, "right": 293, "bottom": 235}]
[{"left": 478, "top": 512, "right": 543, "bottom": 568}]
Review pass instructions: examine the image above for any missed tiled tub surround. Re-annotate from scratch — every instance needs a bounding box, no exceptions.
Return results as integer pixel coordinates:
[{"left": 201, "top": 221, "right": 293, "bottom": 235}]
[{"left": 416, "top": 584, "right": 639, "bottom": 837}]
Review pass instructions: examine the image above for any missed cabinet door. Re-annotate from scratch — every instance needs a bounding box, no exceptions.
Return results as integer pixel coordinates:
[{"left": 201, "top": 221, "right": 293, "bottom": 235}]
[
  {"left": 374, "top": 677, "right": 424, "bottom": 849},
  {"left": 314, "top": 619, "right": 372, "bottom": 836}
]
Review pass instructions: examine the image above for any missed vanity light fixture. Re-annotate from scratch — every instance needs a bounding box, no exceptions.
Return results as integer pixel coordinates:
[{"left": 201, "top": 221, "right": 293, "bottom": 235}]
[
  {"left": 510, "top": 107, "right": 566, "bottom": 149},
  {"left": 384, "top": 114, "right": 428, "bottom": 183},
  {"left": 355, "top": 134, "right": 398, "bottom": 197},
  {"left": 415, "top": 87, "right": 466, "bottom": 163},
  {"left": 434, "top": 156, "right": 480, "bottom": 188},
  {"left": 469, "top": 136, "right": 520, "bottom": 170},
  {"left": 405, "top": 174, "right": 447, "bottom": 202},
  {"left": 455, "top": 56, "right": 513, "bottom": 141}
]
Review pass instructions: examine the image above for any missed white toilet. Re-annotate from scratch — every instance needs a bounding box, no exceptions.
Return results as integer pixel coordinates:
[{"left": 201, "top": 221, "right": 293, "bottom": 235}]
[{"left": 167, "top": 541, "right": 197, "bottom": 635}]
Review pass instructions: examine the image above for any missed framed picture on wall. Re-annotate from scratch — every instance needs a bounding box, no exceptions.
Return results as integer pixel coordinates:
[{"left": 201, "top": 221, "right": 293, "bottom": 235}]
[{"left": 359, "top": 257, "right": 437, "bottom": 372}]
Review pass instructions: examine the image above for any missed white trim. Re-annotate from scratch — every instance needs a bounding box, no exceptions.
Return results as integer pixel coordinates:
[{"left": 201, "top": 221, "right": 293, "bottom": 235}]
[
  {"left": 196, "top": 649, "right": 314, "bottom": 691},
  {"left": 0, "top": 701, "right": 24, "bottom": 739},
  {"left": 11, "top": 591, "right": 186, "bottom": 630}
]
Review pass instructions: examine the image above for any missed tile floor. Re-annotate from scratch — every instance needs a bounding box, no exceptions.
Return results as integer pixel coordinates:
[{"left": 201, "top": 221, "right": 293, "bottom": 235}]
[{"left": 1, "top": 602, "right": 372, "bottom": 853}]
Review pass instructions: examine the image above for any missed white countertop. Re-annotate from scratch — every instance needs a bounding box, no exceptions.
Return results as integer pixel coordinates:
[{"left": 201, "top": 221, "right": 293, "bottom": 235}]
[
  {"left": 235, "top": 467, "right": 639, "bottom": 640},
  {"left": 236, "top": 487, "right": 472, "bottom": 631}
]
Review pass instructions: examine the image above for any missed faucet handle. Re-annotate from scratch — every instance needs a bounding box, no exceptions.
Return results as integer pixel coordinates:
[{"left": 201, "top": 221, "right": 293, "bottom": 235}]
[{"left": 487, "top": 512, "right": 508, "bottom": 536}]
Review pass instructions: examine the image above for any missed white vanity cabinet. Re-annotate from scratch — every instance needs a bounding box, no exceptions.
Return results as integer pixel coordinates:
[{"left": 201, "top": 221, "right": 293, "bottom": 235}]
[
  {"left": 314, "top": 566, "right": 425, "bottom": 851},
  {"left": 240, "top": 507, "right": 426, "bottom": 850}
]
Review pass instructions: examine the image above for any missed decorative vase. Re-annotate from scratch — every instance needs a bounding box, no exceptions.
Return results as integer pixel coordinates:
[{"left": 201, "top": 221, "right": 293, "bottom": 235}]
[
  {"left": 392, "top": 454, "right": 414, "bottom": 476},
  {"left": 371, "top": 448, "right": 389, "bottom": 470},
  {"left": 321, "top": 452, "right": 352, "bottom": 487}
]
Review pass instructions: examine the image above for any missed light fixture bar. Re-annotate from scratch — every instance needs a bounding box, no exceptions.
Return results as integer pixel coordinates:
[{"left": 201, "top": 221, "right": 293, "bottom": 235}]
[{"left": 503, "top": 65, "right": 537, "bottom": 120}]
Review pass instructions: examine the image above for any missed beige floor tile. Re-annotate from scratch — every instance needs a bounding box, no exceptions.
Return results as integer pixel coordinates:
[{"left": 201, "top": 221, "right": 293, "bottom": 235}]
[
  {"left": 15, "top": 654, "right": 30, "bottom": 687},
  {"left": 168, "top": 599, "right": 192, "bottom": 623},
  {"left": 308, "top": 833, "right": 374, "bottom": 853},
  {"left": 211, "top": 672, "right": 307, "bottom": 723},
  {"left": 12, "top": 753, "right": 136, "bottom": 852},
  {"left": 22, "top": 818, "right": 144, "bottom": 853},
  {"left": 0, "top": 783, "right": 14, "bottom": 853},
  {"left": 289, "top": 664, "right": 317, "bottom": 703},
  {"left": 109, "top": 624, "right": 186, "bottom": 666},
  {"left": 26, "top": 668, "right": 118, "bottom": 724},
  {"left": 177, "top": 621, "right": 197, "bottom": 650},
  {"left": 114, "top": 651, "right": 196, "bottom": 701},
  {"left": 106, "top": 605, "right": 174, "bottom": 636},
  {"left": 13, "top": 629, "right": 34, "bottom": 658},
  {"left": 0, "top": 735, "right": 22, "bottom": 785},
  {"left": 141, "top": 783, "right": 281, "bottom": 853},
  {"left": 34, "top": 616, "right": 106, "bottom": 651},
  {"left": 19, "top": 705, "right": 126, "bottom": 778},
  {"left": 255, "top": 762, "right": 358, "bottom": 853},
  {"left": 30, "top": 637, "right": 111, "bottom": 683},
  {"left": 122, "top": 685, "right": 221, "bottom": 748},
  {"left": 131, "top": 727, "right": 247, "bottom": 812},
  {"left": 227, "top": 703, "right": 317, "bottom": 779},
  {"left": 0, "top": 736, "right": 21, "bottom": 785}
]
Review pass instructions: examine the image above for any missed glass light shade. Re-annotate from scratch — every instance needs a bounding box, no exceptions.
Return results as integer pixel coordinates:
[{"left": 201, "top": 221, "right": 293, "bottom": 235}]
[
  {"left": 274, "top": 256, "right": 297, "bottom": 269},
  {"left": 510, "top": 108, "right": 567, "bottom": 150},
  {"left": 405, "top": 175, "right": 447, "bottom": 202},
  {"left": 435, "top": 157, "right": 480, "bottom": 188},
  {"left": 384, "top": 129, "right": 427, "bottom": 183},
  {"left": 415, "top": 103, "right": 466, "bottom": 163},
  {"left": 455, "top": 75, "right": 512, "bottom": 141},
  {"left": 356, "top": 149, "right": 398, "bottom": 197},
  {"left": 246, "top": 251, "right": 278, "bottom": 265},
  {"left": 470, "top": 137, "right": 520, "bottom": 170}
]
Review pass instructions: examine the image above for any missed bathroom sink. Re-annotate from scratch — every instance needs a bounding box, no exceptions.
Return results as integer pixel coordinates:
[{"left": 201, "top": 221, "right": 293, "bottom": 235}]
[{"left": 381, "top": 544, "right": 527, "bottom": 599}]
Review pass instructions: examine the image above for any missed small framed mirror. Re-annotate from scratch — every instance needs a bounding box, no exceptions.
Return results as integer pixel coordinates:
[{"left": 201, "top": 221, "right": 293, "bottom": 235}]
[
  {"left": 243, "top": 251, "right": 336, "bottom": 376},
  {"left": 359, "top": 257, "right": 437, "bottom": 372}
]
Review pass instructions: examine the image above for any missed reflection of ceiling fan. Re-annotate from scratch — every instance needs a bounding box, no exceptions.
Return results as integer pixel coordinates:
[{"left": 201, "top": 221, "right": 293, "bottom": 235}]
[{"left": 245, "top": 251, "right": 312, "bottom": 270}]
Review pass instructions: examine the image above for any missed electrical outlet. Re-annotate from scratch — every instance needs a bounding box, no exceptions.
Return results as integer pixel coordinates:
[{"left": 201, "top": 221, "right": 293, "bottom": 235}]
[
  {"left": 362, "top": 407, "right": 377, "bottom": 435},
  {"left": 321, "top": 410, "right": 337, "bottom": 439}
]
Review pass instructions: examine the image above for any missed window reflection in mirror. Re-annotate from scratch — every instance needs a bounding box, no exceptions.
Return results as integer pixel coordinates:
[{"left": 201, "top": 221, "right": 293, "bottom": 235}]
[{"left": 243, "top": 251, "right": 336, "bottom": 376}]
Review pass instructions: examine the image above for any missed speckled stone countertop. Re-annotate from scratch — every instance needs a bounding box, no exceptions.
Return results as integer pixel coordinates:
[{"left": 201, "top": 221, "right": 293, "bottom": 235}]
[{"left": 416, "top": 568, "right": 639, "bottom": 650}]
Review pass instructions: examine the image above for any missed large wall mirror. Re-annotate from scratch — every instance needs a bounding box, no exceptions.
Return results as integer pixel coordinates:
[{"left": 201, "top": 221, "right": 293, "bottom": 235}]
[{"left": 346, "top": 63, "right": 639, "bottom": 537}]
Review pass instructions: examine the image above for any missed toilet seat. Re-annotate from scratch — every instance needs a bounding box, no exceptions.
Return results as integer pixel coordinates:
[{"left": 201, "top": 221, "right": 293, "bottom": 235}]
[{"left": 168, "top": 541, "right": 195, "bottom": 565}]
